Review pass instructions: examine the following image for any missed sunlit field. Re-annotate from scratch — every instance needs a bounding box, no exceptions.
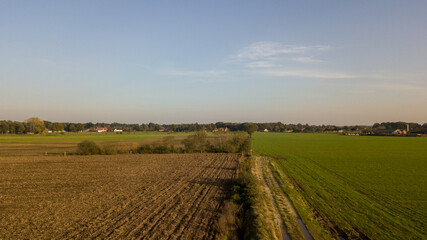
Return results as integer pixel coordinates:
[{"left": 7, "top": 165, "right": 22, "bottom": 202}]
[{"left": 253, "top": 133, "right": 427, "bottom": 239}]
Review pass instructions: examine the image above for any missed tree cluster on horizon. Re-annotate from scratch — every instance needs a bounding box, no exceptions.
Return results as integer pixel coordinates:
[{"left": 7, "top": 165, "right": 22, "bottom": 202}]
[{"left": 0, "top": 118, "right": 426, "bottom": 134}]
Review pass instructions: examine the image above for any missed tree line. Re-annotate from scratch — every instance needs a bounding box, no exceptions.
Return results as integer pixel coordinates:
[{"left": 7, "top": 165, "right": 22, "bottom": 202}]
[{"left": 1, "top": 117, "right": 426, "bottom": 134}]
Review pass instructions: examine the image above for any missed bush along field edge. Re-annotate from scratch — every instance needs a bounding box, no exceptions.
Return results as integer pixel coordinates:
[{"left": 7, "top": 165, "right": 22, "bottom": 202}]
[
  {"left": 217, "top": 155, "right": 320, "bottom": 240},
  {"left": 76, "top": 131, "right": 251, "bottom": 155},
  {"left": 215, "top": 156, "right": 283, "bottom": 240}
]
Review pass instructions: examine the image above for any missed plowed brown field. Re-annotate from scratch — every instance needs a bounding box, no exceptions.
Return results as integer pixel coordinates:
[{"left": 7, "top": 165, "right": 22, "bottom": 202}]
[{"left": 0, "top": 154, "right": 239, "bottom": 239}]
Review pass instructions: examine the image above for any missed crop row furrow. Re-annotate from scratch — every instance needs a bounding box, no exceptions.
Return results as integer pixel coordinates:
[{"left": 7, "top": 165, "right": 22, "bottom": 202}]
[
  {"left": 91, "top": 156, "right": 214, "bottom": 239},
  {"left": 168, "top": 156, "right": 234, "bottom": 240},
  {"left": 137, "top": 156, "right": 225, "bottom": 239}
]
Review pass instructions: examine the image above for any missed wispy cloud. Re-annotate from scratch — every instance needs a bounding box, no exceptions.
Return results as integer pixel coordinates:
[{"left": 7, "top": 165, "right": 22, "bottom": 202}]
[
  {"left": 232, "top": 41, "right": 330, "bottom": 61},
  {"left": 162, "top": 69, "right": 225, "bottom": 77},
  {"left": 229, "top": 41, "right": 360, "bottom": 79},
  {"left": 245, "top": 61, "right": 277, "bottom": 68},
  {"left": 230, "top": 41, "right": 330, "bottom": 69},
  {"left": 292, "top": 57, "right": 324, "bottom": 63},
  {"left": 257, "top": 70, "right": 358, "bottom": 79}
]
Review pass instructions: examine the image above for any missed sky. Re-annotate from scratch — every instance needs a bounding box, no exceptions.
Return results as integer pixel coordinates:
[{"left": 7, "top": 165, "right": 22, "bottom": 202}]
[{"left": 1, "top": 1, "right": 426, "bottom": 125}]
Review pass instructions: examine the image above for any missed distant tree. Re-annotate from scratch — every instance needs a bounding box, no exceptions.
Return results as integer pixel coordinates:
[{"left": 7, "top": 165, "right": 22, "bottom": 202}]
[
  {"left": 351, "top": 126, "right": 360, "bottom": 131},
  {"left": 188, "top": 124, "right": 196, "bottom": 132},
  {"left": 131, "top": 124, "right": 142, "bottom": 131},
  {"left": 26, "top": 117, "right": 45, "bottom": 134},
  {"left": 6, "top": 121, "right": 15, "bottom": 134},
  {"left": 154, "top": 124, "right": 162, "bottom": 131},
  {"left": 14, "top": 122, "right": 26, "bottom": 134},
  {"left": 215, "top": 122, "right": 226, "bottom": 129},
  {"left": 209, "top": 123, "right": 216, "bottom": 131},
  {"left": 244, "top": 123, "right": 258, "bottom": 137},
  {"left": 169, "top": 124, "right": 177, "bottom": 132},
  {"left": 0, "top": 121, "right": 9, "bottom": 134},
  {"left": 44, "top": 121, "right": 52, "bottom": 129},
  {"left": 75, "top": 123, "right": 85, "bottom": 132},
  {"left": 303, "top": 126, "right": 313, "bottom": 133},
  {"left": 51, "top": 122, "right": 64, "bottom": 132},
  {"left": 85, "top": 122, "right": 94, "bottom": 129}
]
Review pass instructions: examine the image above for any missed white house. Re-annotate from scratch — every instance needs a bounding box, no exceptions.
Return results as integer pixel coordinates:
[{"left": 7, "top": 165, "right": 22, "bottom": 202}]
[{"left": 97, "top": 127, "right": 107, "bottom": 133}]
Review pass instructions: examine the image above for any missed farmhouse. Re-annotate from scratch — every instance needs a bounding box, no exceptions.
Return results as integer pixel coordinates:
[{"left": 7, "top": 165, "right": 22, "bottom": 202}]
[
  {"left": 113, "top": 129, "right": 123, "bottom": 132},
  {"left": 392, "top": 129, "right": 407, "bottom": 135},
  {"left": 212, "top": 127, "right": 230, "bottom": 132},
  {"left": 97, "top": 127, "right": 107, "bottom": 133},
  {"left": 411, "top": 128, "right": 427, "bottom": 135},
  {"left": 373, "top": 129, "right": 407, "bottom": 136}
]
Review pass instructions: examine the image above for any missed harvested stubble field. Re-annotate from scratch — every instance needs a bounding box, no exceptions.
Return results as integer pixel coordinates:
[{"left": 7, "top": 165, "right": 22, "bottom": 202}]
[{"left": 0, "top": 153, "right": 239, "bottom": 239}]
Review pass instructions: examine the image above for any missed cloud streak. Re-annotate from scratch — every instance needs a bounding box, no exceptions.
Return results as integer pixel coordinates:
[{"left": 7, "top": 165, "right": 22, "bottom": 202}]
[
  {"left": 292, "top": 56, "right": 325, "bottom": 63},
  {"left": 256, "top": 70, "right": 359, "bottom": 79},
  {"left": 162, "top": 69, "right": 225, "bottom": 77},
  {"left": 232, "top": 41, "right": 330, "bottom": 61}
]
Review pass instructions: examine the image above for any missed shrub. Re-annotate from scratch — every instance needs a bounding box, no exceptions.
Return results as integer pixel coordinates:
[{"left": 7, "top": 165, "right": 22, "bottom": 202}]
[
  {"left": 130, "top": 142, "right": 139, "bottom": 153},
  {"left": 102, "top": 144, "right": 118, "bottom": 155},
  {"left": 77, "top": 140, "right": 101, "bottom": 155},
  {"left": 215, "top": 201, "right": 241, "bottom": 240},
  {"left": 116, "top": 142, "right": 129, "bottom": 154},
  {"left": 182, "top": 132, "right": 207, "bottom": 153},
  {"left": 152, "top": 145, "right": 170, "bottom": 154},
  {"left": 240, "top": 138, "right": 251, "bottom": 155},
  {"left": 138, "top": 144, "right": 153, "bottom": 154}
]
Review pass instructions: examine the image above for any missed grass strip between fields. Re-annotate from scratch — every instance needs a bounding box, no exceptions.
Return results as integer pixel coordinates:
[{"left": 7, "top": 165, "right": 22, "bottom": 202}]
[
  {"left": 268, "top": 157, "right": 337, "bottom": 240},
  {"left": 217, "top": 156, "right": 294, "bottom": 240}
]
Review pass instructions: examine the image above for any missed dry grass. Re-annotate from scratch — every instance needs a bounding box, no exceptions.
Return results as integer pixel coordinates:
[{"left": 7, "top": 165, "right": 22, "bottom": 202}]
[{"left": 0, "top": 153, "right": 239, "bottom": 239}]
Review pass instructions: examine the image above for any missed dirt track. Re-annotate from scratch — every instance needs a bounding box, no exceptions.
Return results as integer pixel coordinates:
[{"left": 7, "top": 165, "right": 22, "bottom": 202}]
[{"left": 0, "top": 154, "right": 239, "bottom": 239}]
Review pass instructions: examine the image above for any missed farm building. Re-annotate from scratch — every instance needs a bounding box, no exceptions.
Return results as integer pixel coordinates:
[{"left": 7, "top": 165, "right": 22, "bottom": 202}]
[
  {"left": 373, "top": 129, "right": 407, "bottom": 136},
  {"left": 97, "top": 127, "right": 107, "bottom": 133},
  {"left": 392, "top": 129, "right": 407, "bottom": 135},
  {"left": 113, "top": 129, "right": 123, "bottom": 132},
  {"left": 411, "top": 128, "right": 427, "bottom": 135}
]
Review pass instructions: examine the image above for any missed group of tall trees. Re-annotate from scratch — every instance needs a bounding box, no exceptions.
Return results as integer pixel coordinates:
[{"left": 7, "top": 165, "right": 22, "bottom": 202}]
[
  {"left": 1, "top": 118, "right": 426, "bottom": 135},
  {"left": 0, "top": 117, "right": 45, "bottom": 134},
  {"left": 372, "top": 122, "right": 426, "bottom": 130}
]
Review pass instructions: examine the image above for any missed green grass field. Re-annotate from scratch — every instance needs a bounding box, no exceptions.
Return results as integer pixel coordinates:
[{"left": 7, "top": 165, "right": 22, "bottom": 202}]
[
  {"left": 252, "top": 133, "right": 427, "bottom": 239},
  {"left": 0, "top": 132, "right": 192, "bottom": 143},
  {"left": 0, "top": 132, "right": 192, "bottom": 156}
]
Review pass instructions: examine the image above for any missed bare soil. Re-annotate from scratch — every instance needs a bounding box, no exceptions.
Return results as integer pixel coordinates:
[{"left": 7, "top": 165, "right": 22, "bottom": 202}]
[{"left": 0, "top": 153, "right": 239, "bottom": 239}]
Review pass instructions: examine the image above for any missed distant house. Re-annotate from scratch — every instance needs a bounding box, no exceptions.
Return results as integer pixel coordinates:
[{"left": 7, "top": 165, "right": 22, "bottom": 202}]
[
  {"left": 411, "top": 128, "right": 427, "bottom": 135},
  {"left": 213, "top": 127, "right": 230, "bottom": 132},
  {"left": 392, "top": 129, "right": 407, "bottom": 135},
  {"left": 263, "top": 129, "right": 269, "bottom": 132},
  {"left": 373, "top": 129, "right": 407, "bottom": 136},
  {"left": 373, "top": 129, "right": 394, "bottom": 135},
  {"left": 113, "top": 129, "right": 123, "bottom": 132},
  {"left": 97, "top": 127, "right": 107, "bottom": 133}
]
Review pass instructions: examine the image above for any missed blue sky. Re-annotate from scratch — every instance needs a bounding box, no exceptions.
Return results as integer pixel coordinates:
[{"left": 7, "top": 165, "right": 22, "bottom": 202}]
[{"left": 1, "top": 1, "right": 426, "bottom": 125}]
